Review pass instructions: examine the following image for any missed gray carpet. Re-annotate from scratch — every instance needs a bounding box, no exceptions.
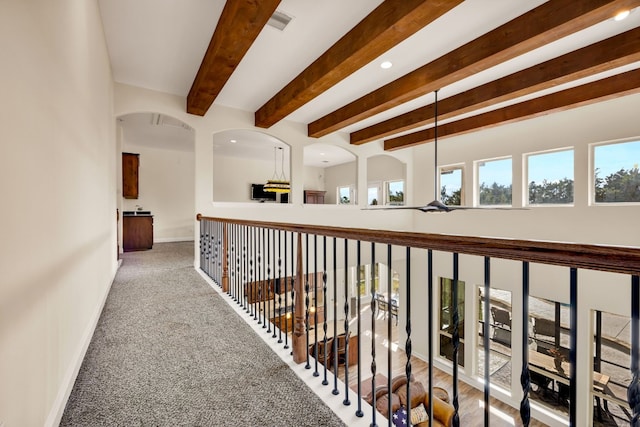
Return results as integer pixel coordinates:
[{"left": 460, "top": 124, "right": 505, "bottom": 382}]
[{"left": 60, "top": 242, "right": 345, "bottom": 427}]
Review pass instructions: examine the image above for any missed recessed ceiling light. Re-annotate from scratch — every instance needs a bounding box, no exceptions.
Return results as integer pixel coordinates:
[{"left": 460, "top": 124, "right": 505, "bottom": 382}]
[
  {"left": 380, "top": 61, "right": 393, "bottom": 69},
  {"left": 320, "top": 152, "right": 325, "bottom": 156},
  {"left": 614, "top": 9, "right": 630, "bottom": 20},
  {"left": 230, "top": 139, "right": 237, "bottom": 143}
]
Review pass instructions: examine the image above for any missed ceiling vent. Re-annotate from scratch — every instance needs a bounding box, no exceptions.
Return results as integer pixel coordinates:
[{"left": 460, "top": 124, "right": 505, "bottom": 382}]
[
  {"left": 150, "top": 113, "right": 193, "bottom": 131},
  {"left": 267, "top": 10, "right": 293, "bottom": 31}
]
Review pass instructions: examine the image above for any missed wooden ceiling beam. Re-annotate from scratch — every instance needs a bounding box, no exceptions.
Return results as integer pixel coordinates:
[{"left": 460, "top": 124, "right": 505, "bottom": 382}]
[
  {"left": 187, "top": 0, "right": 281, "bottom": 116},
  {"left": 309, "top": 0, "right": 640, "bottom": 138},
  {"left": 351, "top": 26, "right": 640, "bottom": 145},
  {"left": 383, "top": 68, "right": 640, "bottom": 151},
  {"left": 254, "top": 0, "right": 463, "bottom": 129}
]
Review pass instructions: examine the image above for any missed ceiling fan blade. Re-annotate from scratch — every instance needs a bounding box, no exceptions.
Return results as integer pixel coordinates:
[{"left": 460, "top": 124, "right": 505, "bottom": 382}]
[
  {"left": 363, "top": 199, "right": 527, "bottom": 213},
  {"left": 362, "top": 205, "right": 436, "bottom": 211},
  {"left": 446, "top": 206, "right": 527, "bottom": 210}
]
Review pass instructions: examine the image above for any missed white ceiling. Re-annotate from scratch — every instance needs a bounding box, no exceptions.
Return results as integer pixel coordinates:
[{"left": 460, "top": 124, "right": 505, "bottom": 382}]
[
  {"left": 119, "top": 113, "right": 194, "bottom": 152},
  {"left": 100, "top": 0, "right": 640, "bottom": 148}
]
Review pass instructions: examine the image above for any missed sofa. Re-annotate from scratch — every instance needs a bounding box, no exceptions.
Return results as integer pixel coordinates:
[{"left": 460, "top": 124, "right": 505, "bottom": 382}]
[{"left": 364, "top": 375, "right": 455, "bottom": 427}]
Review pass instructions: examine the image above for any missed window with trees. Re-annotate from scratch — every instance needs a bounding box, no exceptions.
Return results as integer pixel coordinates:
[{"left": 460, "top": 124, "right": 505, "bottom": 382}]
[
  {"left": 477, "top": 157, "right": 512, "bottom": 206},
  {"left": 385, "top": 180, "right": 404, "bottom": 205},
  {"left": 526, "top": 149, "right": 574, "bottom": 205},
  {"left": 593, "top": 140, "right": 640, "bottom": 203},
  {"left": 337, "top": 185, "right": 355, "bottom": 205},
  {"left": 368, "top": 184, "right": 381, "bottom": 206},
  {"left": 440, "top": 166, "right": 463, "bottom": 205}
]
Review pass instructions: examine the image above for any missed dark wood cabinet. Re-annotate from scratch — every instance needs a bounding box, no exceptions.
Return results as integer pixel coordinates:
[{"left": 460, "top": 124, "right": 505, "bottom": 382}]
[
  {"left": 122, "top": 153, "right": 139, "bottom": 199},
  {"left": 304, "top": 190, "right": 325, "bottom": 204},
  {"left": 123, "top": 215, "right": 153, "bottom": 251}
]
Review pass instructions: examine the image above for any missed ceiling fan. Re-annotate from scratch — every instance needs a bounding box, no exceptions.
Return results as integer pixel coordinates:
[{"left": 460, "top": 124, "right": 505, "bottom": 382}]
[{"left": 368, "top": 90, "right": 521, "bottom": 213}]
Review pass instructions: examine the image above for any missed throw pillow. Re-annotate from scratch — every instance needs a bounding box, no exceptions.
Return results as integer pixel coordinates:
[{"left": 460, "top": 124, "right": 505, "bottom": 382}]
[
  {"left": 392, "top": 406, "right": 408, "bottom": 427},
  {"left": 376, "top": 391, "right": 401, "bottom": 417},
  {"left": 410, "top": 403, "right": 429, "bottom": 425}
]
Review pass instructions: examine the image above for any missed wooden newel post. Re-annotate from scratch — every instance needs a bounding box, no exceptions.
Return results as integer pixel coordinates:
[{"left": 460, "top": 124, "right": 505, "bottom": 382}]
[
  {"left": 222, "top": 223, "right": 229, "bottom": 293},
  {"left": 293, "top": 232, "right": 307, "bottom": 363}
]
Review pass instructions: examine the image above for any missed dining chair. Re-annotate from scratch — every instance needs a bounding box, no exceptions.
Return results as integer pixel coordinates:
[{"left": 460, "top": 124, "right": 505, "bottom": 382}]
[
  {"left": 334, "top": 332, "right": 350, "bottom": 366},
  {"left": 310, "top": 336, "right": 334, "bottom": 369}
]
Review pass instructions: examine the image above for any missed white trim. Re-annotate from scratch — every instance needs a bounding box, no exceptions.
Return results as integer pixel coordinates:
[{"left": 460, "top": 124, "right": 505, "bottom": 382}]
[
  {"left": 45, "top": 260, "right": 121, "bottom": 427},
  {"left": 155, "top": 237, "right": 195, "bottom": 243}
]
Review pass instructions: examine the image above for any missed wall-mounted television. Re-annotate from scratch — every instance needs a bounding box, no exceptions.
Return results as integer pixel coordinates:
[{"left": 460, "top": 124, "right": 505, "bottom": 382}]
[{"left": 250, "top": 183, "right": 277, "bottom": 201}]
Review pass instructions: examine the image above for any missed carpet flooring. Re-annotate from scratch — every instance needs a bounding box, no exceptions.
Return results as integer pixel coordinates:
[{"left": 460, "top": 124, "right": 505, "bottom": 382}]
[{"left": 60, "top": 242, "right": 345, "bottom": 427}]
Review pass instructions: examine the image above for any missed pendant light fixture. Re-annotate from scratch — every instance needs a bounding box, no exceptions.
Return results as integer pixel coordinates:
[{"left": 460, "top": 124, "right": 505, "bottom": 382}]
[{"left": 264, "top": 146, "right": 290, "bottom": 193}]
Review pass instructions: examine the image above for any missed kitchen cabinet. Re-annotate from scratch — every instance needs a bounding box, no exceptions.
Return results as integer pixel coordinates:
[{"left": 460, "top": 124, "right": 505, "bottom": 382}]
[
  {"left": 122, "top": 152, "right": 139, "bottom": 199},
  {"left": 123, "top": 214, "right": 153, "bottom": 251},
  {"left": 304, "top": 190, "right": 325, "bottom": 204}
]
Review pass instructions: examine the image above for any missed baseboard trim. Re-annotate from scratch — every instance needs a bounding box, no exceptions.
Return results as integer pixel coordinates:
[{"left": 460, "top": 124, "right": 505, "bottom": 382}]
[
  {"left": 154, "top": 237, "right": 194, "bottom": 243},
  {"left": 45, "top": 260, "right": 121, "bottom": 427}
]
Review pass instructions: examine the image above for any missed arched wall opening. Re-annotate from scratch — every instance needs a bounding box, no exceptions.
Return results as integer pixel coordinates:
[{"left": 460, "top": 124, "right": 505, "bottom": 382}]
[
  {"left": 212, "top": 129, "right": 291, "bottom": 204},
  {"left": 117, "top": 112, "right": 196, "bottom": 250}
]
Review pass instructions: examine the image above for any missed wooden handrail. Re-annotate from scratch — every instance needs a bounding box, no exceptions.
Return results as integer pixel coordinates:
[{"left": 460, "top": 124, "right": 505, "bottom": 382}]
[{"left": 196, "top": 214, "right": 640, "bottom": 276}]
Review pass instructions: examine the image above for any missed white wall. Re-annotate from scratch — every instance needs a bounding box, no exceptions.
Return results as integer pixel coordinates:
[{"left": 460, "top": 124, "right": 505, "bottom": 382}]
[
  {"left": 121, "top": 142, "right": 195, "bottom": 242},
  {"left": 213, "top": 155, "right": 277, "bottom": 203},
  {"left": 367, "top": 154, "right": 406, "bottom": 183},
  {"left": 303, "top": 165, "right": 326, "bottom": 191},
  {"left": 324, "top": 161, "right": 357, "bottom": 204},
  {"left": 0, "top": 1, "right": 117, "bottom": 426}
]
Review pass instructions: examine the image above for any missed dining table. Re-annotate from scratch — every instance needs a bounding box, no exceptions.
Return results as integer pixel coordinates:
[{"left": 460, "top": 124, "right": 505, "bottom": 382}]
[{"left": 528, "top": 349, "right": 610, "bottom": 420}]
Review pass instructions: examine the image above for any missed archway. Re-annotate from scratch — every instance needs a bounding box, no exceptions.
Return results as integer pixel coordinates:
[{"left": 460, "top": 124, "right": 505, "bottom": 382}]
[
  {"left": 212, "top": 129, "right": 291, "bottom": 203},
  {"left": 117, "top": 112, "right": 196, "bottom": 252}
]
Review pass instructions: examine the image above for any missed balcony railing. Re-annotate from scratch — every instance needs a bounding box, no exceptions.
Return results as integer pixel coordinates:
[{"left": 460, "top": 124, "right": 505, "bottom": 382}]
[{"left": 197, "top": 214, "right": 640, "bottom": 427}]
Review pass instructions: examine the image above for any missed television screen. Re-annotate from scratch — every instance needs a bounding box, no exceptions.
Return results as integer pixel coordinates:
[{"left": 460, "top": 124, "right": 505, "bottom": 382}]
[{"left": 251, "top": 183, "right": 277, "bottom": 201}]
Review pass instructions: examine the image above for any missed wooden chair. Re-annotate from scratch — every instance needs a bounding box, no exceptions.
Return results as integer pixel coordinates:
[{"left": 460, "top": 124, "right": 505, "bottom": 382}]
[
  {"left": 490, "top": 307, "right": 511, "bottom": 329},
  {"left": 533, "top": 318, "right": 556, "bottom": 342},
  {"left": 390, "top": 300, "right": 399, "bottom": 325},
  {"left": 334, "top": 332, "right": 350, "bottom": 366},
  {"left": 310, "top": 337, "right": 334, "bottom": 369},
  {"left": 376, "top": 294, "right": 389, "bottom": 318}
]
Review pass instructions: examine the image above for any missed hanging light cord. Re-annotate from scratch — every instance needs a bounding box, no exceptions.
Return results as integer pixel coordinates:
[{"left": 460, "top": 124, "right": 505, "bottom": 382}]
[
  {"left": 271, "top": 147, "right": 278, "bottom": 179},
  {"left": 279, "top": 147, "right": 287, "bottom": 181}
]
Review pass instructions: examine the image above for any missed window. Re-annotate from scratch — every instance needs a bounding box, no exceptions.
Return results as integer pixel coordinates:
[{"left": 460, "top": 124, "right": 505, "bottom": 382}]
[
  {"left": 593, "top": 140, "right": 640, "bottom": 203},
  {"left": 368, "top": 184, "right": 381, "bottom": 206},
  {"left": 591, "top": 310, "right": 631, "bottom": 424},
  {"left": 477, "top": 157, "right": 512, "bottom": 206},
  {"left": 337, "top": 185, "right": 355, "bottom": 205},
  {"left": 529, "top": 296, "right": 571, "bottom": 415},
  {"left": 476, "top": 287, "right": 512, "bottom": 391},
  {"left": 385, "top": 180, "right": 404, "bottom": 205},
  {"left": 440, "top": 166, "right": 463, "bottom": 206},
  {"left": 356, "top": 263, "right": 380, "bottom": 296},
  {"left": 440, "top": 278, "right": 465, "bottom": 366},
  {"left": 526, "top": 149, "right": 574, "bottom": 205}
]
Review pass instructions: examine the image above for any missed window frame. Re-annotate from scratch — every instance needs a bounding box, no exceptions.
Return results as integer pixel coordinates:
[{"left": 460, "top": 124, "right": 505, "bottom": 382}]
[
  {"left": 590, "top": 138, "right": 640, "bottom": 206},
  {"left": 367, "top": 182, "right": 382, "bottom": 206},
  {"left": 524, "top": 148, "right": 575, "bottom": 207},
  {"left": 475, "top": 156, "right": 513, "bottom": 207},
  {"left": 439, "top": 164, "right": 464, "bottom": 206},
  {"left": 384, "top": 179, "right": 405, "bottom": 206},
  {"left": 337, "top": 185, "right": 356, "bottom": 205}
]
